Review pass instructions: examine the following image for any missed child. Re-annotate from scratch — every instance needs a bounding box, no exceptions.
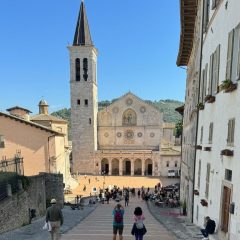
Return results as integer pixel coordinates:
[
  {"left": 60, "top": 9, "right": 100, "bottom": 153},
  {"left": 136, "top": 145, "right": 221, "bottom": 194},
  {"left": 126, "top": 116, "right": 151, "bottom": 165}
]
[{"left": 131, "top": 207, "right": 147, "bottom": 240}]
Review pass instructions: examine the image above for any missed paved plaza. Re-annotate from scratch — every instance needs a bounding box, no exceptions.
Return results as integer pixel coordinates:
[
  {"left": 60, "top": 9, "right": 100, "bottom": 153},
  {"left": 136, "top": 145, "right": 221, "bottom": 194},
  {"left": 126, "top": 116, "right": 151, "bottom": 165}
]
[{"left": 61, "top": 197, "right": 176, "bottom": 240}]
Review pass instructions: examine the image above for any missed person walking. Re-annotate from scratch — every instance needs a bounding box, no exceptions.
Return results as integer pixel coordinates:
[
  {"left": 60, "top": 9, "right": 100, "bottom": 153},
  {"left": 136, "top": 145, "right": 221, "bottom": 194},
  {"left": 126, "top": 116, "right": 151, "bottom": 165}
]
[
  {"left": 112, "top": 204, "right": 124, "bottom": 240},
  {"left": 46, "top": 199, "right": 63, "bottom": 240},
  {"left": 124, "top": 191, "right": 129, "bottom": 207},
  {"left": 131, "top": 207, "right": 147, "bottom": 240}
]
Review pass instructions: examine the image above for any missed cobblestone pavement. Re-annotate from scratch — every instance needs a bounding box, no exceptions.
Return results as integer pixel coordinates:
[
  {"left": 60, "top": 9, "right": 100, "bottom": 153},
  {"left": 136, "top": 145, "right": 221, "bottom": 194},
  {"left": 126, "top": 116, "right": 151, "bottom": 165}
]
[
  {"left": 61, "top": 196, "right": 176, "bottom": 240},
  {"left": 0, "top": 205, "right": 96, "bottom": 240},
  {"left": 147, "top": 201, "right": 204, "bottom": 240}
]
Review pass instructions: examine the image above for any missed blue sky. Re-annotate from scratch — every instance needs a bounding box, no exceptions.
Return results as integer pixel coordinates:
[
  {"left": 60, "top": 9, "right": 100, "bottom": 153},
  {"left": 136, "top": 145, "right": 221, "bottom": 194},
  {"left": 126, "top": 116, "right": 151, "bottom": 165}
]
[{"left": 0, "top": 0, "right": 186, "bottom": 114}]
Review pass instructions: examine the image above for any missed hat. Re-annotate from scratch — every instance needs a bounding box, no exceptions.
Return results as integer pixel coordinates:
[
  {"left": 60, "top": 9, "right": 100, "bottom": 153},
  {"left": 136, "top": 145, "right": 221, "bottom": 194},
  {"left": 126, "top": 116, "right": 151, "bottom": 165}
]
[{"left": 50, "top": 199, "right": 57, "bottom": 204}]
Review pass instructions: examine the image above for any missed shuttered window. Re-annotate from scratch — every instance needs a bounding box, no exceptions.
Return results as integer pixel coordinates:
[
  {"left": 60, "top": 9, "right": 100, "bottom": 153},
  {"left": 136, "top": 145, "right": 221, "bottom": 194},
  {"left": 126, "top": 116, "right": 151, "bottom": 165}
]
[
  {"left": 215, "top": 45, "right": 221, "bottom": 93},
  {"left": 205, "top": 163, "right": 211, "bottom": 199},
  {"left": 226, "top": 30, "right": 234, "bottom": 80},
  {"left": 204, "top": 63, "right": 208, "bottom": 98},
  {"left": 200, "top": 126, "right": 203, "bottom": 144},
  {"left": 211, "top": 45, "right": 221, "bottom": 95},
  {"left": 208, "top": 54, "right": 213, "bottom": 95},
  {"left": 227, "top": 119, "right": 235, "bottom": 146},
  {"left": 236, "top": 24, "right": 240, "bottom": 80},
  {"left": 0, "top": 135, "right": 5, "bottom": 148},
  {"left": 197, "top": 160, "right": 201, "bottom": 188},
  {"left": 203, "top": 0, "right": 210, "bottom": 32},
  {"left": 202, "top": 69, "right": 205, "bottom": 101},
  {"left": 209, "top": 122, "right": 213, "bottom": 144}
]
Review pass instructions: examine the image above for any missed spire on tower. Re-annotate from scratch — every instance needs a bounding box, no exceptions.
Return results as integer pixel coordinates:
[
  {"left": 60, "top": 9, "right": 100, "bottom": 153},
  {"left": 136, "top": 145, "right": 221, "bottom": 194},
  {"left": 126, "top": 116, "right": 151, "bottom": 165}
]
[{"left": 73, "top": 1, "right": 93, "bottom": 46}]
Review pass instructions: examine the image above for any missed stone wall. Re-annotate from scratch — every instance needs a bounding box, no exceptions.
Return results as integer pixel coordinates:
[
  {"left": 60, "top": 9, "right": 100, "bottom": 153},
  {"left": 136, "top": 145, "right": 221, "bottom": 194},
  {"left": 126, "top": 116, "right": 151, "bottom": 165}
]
[{"left": 0, "top": 173, "right": 63, "bottom": 234}]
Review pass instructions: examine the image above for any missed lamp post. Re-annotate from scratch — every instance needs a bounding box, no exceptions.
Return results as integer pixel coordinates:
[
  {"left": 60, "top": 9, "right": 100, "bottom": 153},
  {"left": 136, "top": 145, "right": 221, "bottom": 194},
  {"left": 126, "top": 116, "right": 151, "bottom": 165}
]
[{"left": 102, "top": 171, "right": 105, "bottom": 191}]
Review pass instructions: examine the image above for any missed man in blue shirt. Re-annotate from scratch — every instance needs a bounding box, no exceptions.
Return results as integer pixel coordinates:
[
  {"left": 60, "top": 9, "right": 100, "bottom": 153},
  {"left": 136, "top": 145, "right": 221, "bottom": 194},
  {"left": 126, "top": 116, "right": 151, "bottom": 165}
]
[{"left": 112, "top": 204, "right": 124, "bottom": 240}]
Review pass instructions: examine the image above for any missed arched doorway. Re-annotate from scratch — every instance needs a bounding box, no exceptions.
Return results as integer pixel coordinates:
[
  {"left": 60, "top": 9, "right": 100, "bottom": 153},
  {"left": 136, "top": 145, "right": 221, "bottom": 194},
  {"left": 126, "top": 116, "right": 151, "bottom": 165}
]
[
  {"left": 101, "top": 158, "right": 109, "bottom": 174},
  {"left": 123, "top": 158, "right": 131, "bottom": 175},
  {"left": 145, "top": 159, "right": 153, "bottom": 176},
  {"left": 134, "top": 159, "right": 142, "bottom": 175},
  {"left": 112, "top": 159, "right": 119, "bottom": 175}
]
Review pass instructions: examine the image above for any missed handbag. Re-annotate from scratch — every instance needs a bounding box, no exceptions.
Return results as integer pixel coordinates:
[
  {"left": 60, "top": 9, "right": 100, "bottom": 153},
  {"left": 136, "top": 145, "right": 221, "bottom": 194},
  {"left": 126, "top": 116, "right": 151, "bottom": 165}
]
[{"left": 43, "top": 221, "right": 52, "bottom": 231}]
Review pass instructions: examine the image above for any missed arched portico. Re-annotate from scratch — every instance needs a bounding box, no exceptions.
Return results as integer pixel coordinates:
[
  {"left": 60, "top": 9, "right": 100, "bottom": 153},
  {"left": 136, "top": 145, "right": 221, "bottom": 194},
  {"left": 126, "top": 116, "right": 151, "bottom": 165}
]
[
  {"left": 134, "top": 159, "right": 142, "bottom": 175},
  {"left": 145, "top": 158, "right": 153, "bottom": 176},
  {"left": 101, "top": 158, "right": 109, "bottom": 174},
  {"left": 112, "top": 158, "right": 119, "bottom": 175},
  {"left": 123, "top": 158, "right": 131, "bottom": 175}
]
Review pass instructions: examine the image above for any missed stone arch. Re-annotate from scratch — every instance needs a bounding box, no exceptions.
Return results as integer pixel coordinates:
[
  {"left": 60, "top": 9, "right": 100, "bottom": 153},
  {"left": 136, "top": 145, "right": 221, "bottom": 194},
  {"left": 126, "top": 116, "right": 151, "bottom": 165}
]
[
  {"left": 122, "top": 108, "right": 137, "bottom": 126},
  {"left": 112, "top": 158, "right": 119, "bottom": 175},
  {"left": 145, "top": 158, "right": 153, "bottom": 176},
  {"left": 123, "top": 158, "right": 131, "bottom": 175},
  {"left": 134, "top": 159, "right": 142, "bottom": 175},
  {"left": 101, "top": 158, "right": 109, "bottom": 174}
]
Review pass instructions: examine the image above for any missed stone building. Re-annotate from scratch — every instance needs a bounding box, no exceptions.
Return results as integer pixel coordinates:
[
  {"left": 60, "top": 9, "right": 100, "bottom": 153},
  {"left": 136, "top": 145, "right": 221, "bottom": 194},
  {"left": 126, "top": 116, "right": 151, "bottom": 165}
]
[{"left": 70, "top": 2, "right": 181, "bottom": 176}]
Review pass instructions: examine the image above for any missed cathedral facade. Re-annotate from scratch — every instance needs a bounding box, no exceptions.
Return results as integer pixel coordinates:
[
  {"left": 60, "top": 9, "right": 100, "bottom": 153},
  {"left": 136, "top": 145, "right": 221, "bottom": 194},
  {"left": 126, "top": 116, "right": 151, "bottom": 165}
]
[{"left": 69, "top": 2, "right": 180, "bottom": 176}]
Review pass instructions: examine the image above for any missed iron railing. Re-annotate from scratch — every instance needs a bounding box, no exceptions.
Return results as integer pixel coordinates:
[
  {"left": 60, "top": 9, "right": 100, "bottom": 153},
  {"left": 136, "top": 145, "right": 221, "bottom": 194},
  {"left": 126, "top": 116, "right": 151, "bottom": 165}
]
[{"left": 0, "top": 157, "right": 24, "bottom": 175}]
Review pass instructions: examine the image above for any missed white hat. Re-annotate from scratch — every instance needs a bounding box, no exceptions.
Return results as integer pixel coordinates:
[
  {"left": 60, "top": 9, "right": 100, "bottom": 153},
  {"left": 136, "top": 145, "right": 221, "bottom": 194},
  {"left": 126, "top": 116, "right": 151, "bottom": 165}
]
[{"left": 50, "top": 199, "right": 57, "bottom": 204}]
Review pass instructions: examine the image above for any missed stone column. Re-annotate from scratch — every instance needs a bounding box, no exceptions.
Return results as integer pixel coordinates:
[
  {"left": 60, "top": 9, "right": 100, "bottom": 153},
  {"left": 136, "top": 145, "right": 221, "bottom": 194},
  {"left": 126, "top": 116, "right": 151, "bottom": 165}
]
[
  {"left": 152, "top": 161, "right": 155, "bottom": 177},
  {"left": 142, "top": 159, "right": 145, "bottom": 176},
  {"left": 131, "top": 160, "right": 134, "bottom": 176},
  {"left": 119, "top": 160, "right": 123, "bottom": 176},
  {"left": 109, "top": 159, "right": 112, "bottom": 176}
]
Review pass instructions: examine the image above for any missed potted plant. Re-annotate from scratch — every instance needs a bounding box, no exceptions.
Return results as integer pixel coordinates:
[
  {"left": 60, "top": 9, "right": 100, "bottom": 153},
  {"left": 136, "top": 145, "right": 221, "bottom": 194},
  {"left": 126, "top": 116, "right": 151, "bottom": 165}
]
[
  {"left": 220, "top": 79, "right": 237, "bottom": 93},
  {"left": 194, "top": 189, "right": 199, "bottom": 195},
  {"left": 204, "top": 147, "right": 211, "bottom": 151},
  {"left": 200, "top": 199, "right": 208, "bottom": 207},
  {"left": 220, "top": 149, "right": 234, "bottom": 156},
  {"left": 195, "top": 145, "right": 202, "bottom": 150},
  {"left": 196, "top": 102, "right": 204, "bottom": 110}
]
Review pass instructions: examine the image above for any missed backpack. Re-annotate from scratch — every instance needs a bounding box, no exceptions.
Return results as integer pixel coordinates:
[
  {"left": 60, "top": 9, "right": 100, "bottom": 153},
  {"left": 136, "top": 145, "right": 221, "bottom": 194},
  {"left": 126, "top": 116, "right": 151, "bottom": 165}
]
[
  {"left": 135, "top": 219, "right": 144, "bottom": 229},
  {"left": 114, "top": 210, "right": 123, "bottom": 223}
]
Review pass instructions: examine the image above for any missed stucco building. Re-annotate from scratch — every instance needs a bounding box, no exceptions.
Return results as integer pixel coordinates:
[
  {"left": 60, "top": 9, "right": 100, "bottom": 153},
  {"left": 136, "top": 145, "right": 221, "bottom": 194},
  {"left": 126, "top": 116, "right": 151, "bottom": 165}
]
[
  {"left": 178, "top": 0, "right": 240, "bottom": 239},
  {"left": 0, "top": 101, "right": 77, "bottom": 189},
  {"left": 70, "top": 2, "right": 181, "bottom": 176},
  {"left": 177, "top": 0, "right": 200, "bottom": 221}
]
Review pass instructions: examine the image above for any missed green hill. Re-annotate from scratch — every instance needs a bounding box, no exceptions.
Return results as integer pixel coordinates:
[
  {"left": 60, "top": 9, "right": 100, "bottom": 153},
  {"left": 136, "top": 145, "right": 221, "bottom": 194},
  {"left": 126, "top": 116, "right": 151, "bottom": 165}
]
[{"left": 51, "top": 99, "right": 183, "bottom": 139}]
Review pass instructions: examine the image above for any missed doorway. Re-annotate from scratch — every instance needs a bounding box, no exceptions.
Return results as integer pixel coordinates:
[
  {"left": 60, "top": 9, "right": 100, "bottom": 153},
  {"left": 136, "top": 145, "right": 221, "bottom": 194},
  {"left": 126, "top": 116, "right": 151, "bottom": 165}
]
[{"left": 221, "top": 186, "right": 231, "bottom": 233}]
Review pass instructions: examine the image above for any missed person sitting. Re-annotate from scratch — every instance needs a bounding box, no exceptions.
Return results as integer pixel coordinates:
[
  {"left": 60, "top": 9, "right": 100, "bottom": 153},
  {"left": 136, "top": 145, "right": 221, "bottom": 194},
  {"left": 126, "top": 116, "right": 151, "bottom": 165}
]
[{"left": 201, "top": 216, "right": 216, "bottom": 239}]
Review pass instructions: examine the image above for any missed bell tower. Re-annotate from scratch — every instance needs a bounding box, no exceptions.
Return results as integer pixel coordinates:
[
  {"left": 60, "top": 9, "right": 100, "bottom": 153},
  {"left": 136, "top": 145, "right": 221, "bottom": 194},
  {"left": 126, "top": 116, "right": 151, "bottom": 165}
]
[{"left": 68, "top": 1, "right": 98, "bottom": 174}]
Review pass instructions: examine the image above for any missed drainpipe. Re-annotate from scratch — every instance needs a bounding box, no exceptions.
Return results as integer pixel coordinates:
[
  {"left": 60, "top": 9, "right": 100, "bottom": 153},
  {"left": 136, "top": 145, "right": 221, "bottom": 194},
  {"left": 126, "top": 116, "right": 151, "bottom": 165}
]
[
  {"left": 192, "top": 0, "right": 205, "bottom": 222},
  {"left": 47, "top": 134, "right": 56, "bottom": 173}
]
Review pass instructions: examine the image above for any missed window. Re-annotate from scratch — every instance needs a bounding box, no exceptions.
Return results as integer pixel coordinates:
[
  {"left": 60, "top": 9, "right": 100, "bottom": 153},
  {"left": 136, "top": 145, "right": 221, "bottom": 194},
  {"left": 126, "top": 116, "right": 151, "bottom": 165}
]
[
  {"left": 84, "top": 99, "right": 88, "bottom": 106},
  {"left": 208, "top": 122, "right": 213, "bottom": 144},
  {"left": 89, "top": 118, "right": 91, "bottom": 125},
  {"left": 166, "top": 161, "right": 169, "bottom": 167},
  {"left": 77, "top": 99, "right": 80, "bottom": 105},
  {"left": 203, "top": 0, "right": 210, "bottom": 32},
  {"left": 204, "top": 63, "right": 208, "bottom": 98},
  {"left": 83, "top": 58, "right": 88, "bottom": 81},
  {"left": 227, "top": 119, "right": 235, "bottom": 146},
  {"left": 197, "top": 160, "right": 201, "bottom": 188},
  {"left": 225, "top": 169, "right": 232, "bottom": 181},
  {"left": 200, "top": 126, "right": 203, "bottom": 144},
  {"left": 209, "top": 45, "right": 220, "bottom": 96},
  {"left": 175, "top": 162, "right": 178, "bottom": 167},
  {"left": 205, "top": 163, "right": 211, "bottom": 199},
  {"left": 75, "top": 58, "right": 80, "bottom": 81},
  {"left": 226, "top": 30, "right": 234, "bottom": 80},
  {"left": 0, "top": 135, "right": 5, "bottom": 148},
  {"left": 236, "top": 24, "right": 240, "bottom": 80}
]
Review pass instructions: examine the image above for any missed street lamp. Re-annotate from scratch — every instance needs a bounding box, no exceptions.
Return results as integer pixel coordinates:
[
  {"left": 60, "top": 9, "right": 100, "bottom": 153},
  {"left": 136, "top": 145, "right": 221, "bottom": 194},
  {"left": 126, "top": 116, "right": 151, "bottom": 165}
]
[{"left": 102, "top": 171, "right": 105, "bottom": 190}]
